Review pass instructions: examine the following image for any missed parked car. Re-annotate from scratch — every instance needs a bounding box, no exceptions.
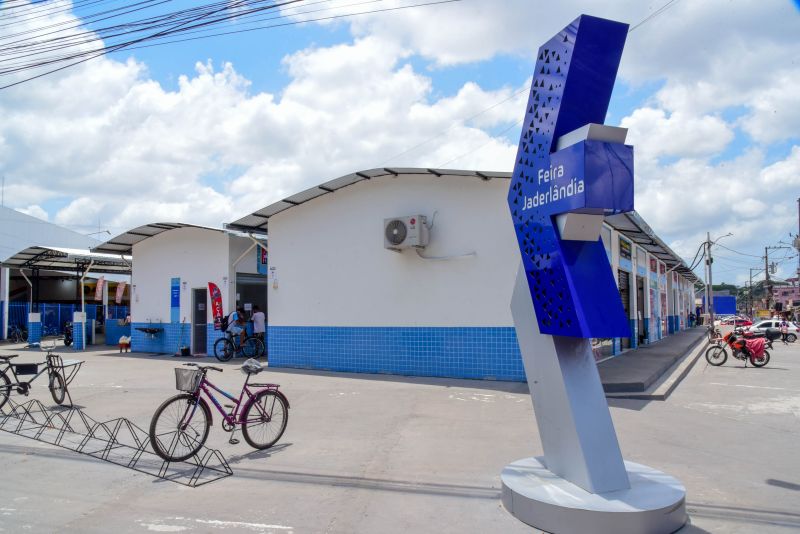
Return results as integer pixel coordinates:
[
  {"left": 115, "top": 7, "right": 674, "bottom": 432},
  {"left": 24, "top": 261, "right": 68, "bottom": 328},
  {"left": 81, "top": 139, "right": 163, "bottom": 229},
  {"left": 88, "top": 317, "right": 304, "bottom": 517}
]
[
  {"left": 721, "top": 317, "right": 753, "bottom": 327},
  {"left": 717, "top": 316, "right": 752, "bottom": 327},
  {"left": 748, "top": 320, "right": 798, "bottom": 342}
]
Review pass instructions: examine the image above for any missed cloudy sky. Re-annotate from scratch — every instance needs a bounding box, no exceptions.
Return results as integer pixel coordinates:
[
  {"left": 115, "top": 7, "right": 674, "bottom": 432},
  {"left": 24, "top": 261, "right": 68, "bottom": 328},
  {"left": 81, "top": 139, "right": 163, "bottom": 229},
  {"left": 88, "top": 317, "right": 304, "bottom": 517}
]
[{"left": 0, "top": 0, "right": 799, "bottom": 284}]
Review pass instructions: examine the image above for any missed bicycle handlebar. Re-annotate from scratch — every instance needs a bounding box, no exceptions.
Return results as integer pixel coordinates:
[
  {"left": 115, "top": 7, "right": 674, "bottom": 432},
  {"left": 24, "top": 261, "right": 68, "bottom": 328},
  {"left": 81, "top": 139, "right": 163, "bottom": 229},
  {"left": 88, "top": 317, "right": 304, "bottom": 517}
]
[{"left": 183, "top": 363, "right": 223, "bottom": 372}]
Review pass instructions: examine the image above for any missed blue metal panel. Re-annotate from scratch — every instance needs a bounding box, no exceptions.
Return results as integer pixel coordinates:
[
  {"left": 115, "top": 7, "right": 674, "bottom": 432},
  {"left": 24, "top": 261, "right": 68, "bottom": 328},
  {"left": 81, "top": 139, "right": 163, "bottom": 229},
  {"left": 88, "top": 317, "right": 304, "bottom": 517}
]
[{"left": 508, "top": 14, "right": 633, "bottom": 338}]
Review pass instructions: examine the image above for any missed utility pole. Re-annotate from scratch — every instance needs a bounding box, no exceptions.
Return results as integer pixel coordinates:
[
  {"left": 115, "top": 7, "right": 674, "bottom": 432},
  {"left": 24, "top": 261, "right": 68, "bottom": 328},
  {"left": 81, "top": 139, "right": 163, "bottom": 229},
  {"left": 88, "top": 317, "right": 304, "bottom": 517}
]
[
  {"left": 765, "top": 246, "right": 771, "bottom": 311},
  {"left": 705, "top": 232, "right": 714, "bottom": 326},
  {"left": 749, "top": 267, "right": 764, "bottom": 317}
]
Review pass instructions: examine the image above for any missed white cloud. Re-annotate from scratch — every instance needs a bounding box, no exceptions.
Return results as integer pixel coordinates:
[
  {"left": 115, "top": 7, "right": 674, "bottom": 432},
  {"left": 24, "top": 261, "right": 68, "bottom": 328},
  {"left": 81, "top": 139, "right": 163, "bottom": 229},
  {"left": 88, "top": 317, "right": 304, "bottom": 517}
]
[
  {"left": 17, "top": 205, "right": 49, "bottom": 221},
  {"left": 622, "top": 108, "right": 734, "bottom": 162},
  {"left": 0, "top": 0, "right": 798, "bottom": 281},
  {"left": 0, "top": 27, "right": 523, "bottom": 233}
]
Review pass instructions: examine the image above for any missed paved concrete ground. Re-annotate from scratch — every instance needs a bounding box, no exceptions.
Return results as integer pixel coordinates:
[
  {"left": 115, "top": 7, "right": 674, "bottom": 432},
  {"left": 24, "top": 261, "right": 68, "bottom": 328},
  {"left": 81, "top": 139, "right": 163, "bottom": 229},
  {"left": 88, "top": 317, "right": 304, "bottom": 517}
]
[
  {"left": 0, "top": 340, "right": 799, "bottom": 533},
  {"left": 598, "top": 328, "right": 707, "bottom": 392}
]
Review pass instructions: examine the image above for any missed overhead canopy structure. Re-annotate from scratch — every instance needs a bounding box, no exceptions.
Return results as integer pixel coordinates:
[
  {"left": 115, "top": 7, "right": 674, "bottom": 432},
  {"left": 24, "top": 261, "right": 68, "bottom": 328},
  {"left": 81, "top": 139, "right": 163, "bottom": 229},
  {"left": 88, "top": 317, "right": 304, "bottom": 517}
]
[
  {"left": 0, "top": 206, "right": 98, "bottom": 263},
  {"left": 2, "top": 246, "right": 131, "bottom": 275},
  {"left": 225, "top": 168, "right": 512, "bottom": 234},
  {"left": 605, "top": 212, "right": 700, "bottom": 284},
  {"left": 91, "top": 222, "right": 225, "bottom": 255}
]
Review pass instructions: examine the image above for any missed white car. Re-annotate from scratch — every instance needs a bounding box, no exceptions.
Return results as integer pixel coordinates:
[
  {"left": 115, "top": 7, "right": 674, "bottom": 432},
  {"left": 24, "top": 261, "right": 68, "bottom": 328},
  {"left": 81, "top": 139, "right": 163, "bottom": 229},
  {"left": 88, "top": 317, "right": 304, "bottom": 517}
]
[{"left": 748, "top": 320, "right": 798, "bottom": 342}]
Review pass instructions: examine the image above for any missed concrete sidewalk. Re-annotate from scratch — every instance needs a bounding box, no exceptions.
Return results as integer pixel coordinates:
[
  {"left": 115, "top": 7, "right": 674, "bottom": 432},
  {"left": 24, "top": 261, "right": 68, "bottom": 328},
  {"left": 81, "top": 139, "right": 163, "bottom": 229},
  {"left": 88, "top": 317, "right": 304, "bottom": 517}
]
[{"left": 598, "top": 327, "right": 707, "bottom": 394}]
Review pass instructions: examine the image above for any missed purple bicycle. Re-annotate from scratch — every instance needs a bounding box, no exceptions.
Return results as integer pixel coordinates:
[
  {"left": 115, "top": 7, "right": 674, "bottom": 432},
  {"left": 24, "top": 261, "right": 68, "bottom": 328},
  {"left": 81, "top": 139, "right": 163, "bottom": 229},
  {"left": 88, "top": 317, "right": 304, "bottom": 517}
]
[{"left": 148, "top": 361, "right": 289, "bottom": 462}]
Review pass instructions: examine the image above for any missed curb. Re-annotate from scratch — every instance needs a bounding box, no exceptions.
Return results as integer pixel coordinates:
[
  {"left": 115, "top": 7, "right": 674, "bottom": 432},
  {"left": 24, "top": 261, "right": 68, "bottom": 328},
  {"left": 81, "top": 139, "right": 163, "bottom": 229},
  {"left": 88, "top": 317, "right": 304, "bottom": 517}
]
[{"left": 605, "top": 334, "right": 708, "bottom": 401}]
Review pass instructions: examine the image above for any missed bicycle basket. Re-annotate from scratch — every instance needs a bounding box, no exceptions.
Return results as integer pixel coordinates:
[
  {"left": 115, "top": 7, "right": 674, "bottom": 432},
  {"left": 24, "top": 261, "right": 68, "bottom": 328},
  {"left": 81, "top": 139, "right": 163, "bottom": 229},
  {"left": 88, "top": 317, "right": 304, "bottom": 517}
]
[{"left": 175, "top": 368, "right": 202, "bottom": 392}]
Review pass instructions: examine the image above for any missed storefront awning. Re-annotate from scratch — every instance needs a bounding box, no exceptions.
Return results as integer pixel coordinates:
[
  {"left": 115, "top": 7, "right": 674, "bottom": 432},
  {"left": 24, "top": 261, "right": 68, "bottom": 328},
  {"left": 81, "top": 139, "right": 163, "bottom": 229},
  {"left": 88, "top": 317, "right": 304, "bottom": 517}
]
[
  {"left": 91, "top": 222, "right": 225, "bottom": 255},
  {"left": 605, "top": 212, "right": 700, "bottom": 284},
  {"left": 2, "top": 246, "right": 131, "bottom": 275}
]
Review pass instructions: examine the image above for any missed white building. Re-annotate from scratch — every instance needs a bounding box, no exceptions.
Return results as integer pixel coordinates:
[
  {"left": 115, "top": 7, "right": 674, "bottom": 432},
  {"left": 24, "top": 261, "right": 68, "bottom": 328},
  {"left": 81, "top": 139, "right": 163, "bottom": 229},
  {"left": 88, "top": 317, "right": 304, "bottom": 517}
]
[
  {"left": 227, "top": 168, "right": 699, "bottom": 380},
  {"left": 93, "top": 223, "right": 267, "bottom": 355}
]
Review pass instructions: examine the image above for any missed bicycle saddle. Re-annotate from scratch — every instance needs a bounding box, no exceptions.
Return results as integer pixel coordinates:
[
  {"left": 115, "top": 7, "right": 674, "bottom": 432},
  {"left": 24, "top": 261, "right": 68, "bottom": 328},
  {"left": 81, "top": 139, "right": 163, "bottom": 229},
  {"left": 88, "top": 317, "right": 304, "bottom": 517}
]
[
  {"left": 240, "top": 358, "right": 264, "bottom": 375},
  {"left": 0, "top": 354, "right": 18, "bottom": 361}
]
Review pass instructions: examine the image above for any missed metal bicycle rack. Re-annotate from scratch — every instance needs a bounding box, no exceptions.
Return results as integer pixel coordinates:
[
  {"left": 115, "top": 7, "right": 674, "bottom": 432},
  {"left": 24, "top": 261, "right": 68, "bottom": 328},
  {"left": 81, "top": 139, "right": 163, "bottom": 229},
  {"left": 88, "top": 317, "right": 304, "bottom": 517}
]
[{"left": 0, "top": 398, "right": 233, "bottom": 487}]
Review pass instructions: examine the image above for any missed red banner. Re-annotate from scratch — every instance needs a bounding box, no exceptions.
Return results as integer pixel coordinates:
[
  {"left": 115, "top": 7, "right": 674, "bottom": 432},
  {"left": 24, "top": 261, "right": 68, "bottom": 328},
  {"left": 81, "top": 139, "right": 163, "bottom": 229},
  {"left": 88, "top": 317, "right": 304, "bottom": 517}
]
[
  {"left": 209, "top": 282, "right": 224, "bottom": 330},
  {"left": 115, "top": 282, "right": 127, "bottom": 304},
  {"left": 94, "top": 276, "right": 105, "bottom": 301}
]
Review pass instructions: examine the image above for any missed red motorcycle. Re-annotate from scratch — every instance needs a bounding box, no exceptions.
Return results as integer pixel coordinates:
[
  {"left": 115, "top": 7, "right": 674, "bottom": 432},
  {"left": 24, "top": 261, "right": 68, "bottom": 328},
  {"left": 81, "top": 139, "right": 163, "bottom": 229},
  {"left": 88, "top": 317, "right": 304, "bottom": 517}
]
[{"left": 706, "top": 332, "right": 769, "bottom": 367}]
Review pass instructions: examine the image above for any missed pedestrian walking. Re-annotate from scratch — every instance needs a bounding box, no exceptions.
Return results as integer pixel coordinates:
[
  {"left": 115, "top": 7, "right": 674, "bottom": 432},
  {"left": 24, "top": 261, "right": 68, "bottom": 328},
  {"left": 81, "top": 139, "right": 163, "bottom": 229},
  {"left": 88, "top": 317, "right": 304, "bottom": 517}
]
[{"left": 780, "top": 319, "right": 790, "bottom": 344}]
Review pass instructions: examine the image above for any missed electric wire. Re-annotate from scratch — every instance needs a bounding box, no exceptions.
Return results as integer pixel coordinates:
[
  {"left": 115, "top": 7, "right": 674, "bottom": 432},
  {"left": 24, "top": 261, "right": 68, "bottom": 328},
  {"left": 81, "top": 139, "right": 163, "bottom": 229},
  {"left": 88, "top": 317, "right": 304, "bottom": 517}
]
[{"left": 0, "top": 0, "right": 462, "bottom": 90}]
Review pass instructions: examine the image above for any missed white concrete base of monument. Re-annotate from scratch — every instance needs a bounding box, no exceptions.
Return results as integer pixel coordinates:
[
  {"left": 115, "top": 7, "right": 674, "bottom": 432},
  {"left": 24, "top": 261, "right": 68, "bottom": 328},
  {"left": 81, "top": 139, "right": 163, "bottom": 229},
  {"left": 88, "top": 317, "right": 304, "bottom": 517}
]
[{"left": 501, "top": 457, "right": 686, "bottom": 534}]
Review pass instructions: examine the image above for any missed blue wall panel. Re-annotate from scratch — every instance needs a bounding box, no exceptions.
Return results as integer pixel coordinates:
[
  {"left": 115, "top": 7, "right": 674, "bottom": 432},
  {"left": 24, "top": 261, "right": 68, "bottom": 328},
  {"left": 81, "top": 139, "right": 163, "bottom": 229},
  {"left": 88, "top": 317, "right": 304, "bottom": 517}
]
[
  {"left": 105, "top": 322, "right": 132, "bottom": 345},
  {"left": 268, "top": 326, "right": 525, "bottom": 382}
]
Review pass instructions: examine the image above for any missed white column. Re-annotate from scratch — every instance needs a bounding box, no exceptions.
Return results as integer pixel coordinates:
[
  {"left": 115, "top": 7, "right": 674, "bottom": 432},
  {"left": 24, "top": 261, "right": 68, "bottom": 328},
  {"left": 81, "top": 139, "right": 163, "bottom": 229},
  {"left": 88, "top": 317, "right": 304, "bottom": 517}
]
[{"left": 1, "top": 266, "right": 8, "bottom": 339}]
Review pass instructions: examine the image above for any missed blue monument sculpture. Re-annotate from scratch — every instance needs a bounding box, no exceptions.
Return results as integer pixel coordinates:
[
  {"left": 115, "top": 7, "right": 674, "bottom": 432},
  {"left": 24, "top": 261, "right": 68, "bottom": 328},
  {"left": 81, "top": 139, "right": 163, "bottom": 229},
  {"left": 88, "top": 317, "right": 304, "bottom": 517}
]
[
  {"left": 508, "top": 15, "right": 633, "bottom": 339},
  {"left": 501, "top": 15, "right": 687, "bottom": 534}
]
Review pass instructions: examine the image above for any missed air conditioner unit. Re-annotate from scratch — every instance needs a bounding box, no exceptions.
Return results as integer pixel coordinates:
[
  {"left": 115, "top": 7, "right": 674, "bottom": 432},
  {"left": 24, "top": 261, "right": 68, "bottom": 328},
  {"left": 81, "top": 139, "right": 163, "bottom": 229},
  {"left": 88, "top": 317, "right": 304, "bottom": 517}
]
[{"left": 384, "top": 215, "right": 429, "bottom": 250}]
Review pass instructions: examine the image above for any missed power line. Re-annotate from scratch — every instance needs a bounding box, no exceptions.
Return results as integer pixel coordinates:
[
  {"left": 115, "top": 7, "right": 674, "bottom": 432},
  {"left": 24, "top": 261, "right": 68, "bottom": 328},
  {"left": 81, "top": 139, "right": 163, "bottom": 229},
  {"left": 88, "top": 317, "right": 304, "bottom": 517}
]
[
  {"left": 436, "top": 118, "right": 524, "bottom": 168},
  {"left": 714, "top": 242, "right": 763, "bottom": 258},
  {"left": 0, "top": 0, "right": 463, "bottom": 90}
]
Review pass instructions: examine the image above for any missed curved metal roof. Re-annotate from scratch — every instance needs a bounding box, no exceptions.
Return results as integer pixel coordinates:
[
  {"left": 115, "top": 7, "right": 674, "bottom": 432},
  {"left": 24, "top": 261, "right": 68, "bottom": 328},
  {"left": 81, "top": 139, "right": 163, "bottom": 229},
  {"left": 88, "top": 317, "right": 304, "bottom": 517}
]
[
  {"left": 91, "top": 222, "right": 225, "bottom": 255},
  {"left": 2, "top": 246, "right": 131, "bottom": 274},
  {"left": 225, "top": 168, "right": 512, "bottom": 234}
]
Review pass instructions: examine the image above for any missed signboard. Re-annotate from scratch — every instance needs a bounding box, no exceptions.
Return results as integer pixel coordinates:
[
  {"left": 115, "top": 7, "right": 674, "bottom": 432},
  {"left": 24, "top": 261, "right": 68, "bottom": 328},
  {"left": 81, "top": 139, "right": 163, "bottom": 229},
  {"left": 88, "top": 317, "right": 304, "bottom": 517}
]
[
  {"left": 170, "top": 277, "right": 180, "bottom": 323},
  {"left": 209, "top": 282, "right": 224, "bottom": 330},
  {"left": 257, "top": 245, "right": 268, "bottom": 275},
  {"left": 618, "top": 237, "right": 632, "bottom": 271},
  {"left": 507, "top": 13, "right": 633, "bottom": 339},
  {"left": 94, "top": 276, "right": 105, "bottom": 301},
  {"left": 115, "top": 282, "right": 126, "bottom": 304},
  {"left": 619, "top": 238, "right": 631, "bottom": 260}
]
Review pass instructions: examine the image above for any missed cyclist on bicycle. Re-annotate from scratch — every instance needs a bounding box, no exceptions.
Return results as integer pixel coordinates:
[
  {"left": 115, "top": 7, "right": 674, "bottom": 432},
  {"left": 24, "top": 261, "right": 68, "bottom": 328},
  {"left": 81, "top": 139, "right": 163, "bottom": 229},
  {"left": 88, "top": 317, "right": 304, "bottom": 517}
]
[{"left": 227, "top": 306, "right": 247, "bottom": 348}]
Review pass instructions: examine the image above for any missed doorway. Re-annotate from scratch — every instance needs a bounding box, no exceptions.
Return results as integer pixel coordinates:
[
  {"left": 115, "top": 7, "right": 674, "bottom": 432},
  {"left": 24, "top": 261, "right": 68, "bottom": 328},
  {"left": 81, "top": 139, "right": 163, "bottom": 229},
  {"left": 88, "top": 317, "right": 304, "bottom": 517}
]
[
  {"left": 636, "top": 277, "right": 646, "bottom": 346},
  {"left": 192, "top": 288, "right": 207, "bottom": 355},
  {"left": 618, "top": 270, "right": 631, "bottom": 350}
]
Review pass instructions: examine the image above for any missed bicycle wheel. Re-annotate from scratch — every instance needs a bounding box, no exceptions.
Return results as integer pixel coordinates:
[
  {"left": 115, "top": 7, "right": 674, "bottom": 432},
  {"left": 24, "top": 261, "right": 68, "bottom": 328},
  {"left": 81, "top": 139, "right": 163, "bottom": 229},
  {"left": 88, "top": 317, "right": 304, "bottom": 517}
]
[
  {"left": 49, "top": 371, "right": 66, "bottom": 405},
  {"left": 149, "top": 394, "right": 211, "bottom": 462},
  {"left": 705, "top": 346, "right": 727, "bottom": 366},
  {"left": 750, "top": 350, "right": 770, "bottom": 368},
  {"left": 214, "top": 338, "right": 235, "bottom": 362},
  {"left": 20, "top": 330, "right": 28, "bottom": 343},
  {"left": 0, "top": 370, "right": 11, "bottom": 410},
  {"left": 242, "top": 390, "right": 288, "bottom": 450},
  {"left": 242, "top": 337, "right": 263, "bottom": 359}
]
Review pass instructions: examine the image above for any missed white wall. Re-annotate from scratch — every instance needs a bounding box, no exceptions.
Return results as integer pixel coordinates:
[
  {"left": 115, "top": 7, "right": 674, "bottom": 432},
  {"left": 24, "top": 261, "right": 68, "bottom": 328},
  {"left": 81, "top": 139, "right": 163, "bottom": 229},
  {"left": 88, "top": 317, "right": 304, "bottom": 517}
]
[
  {"left": 230, "top": 234, "right": 262, "bottom": 275},
  {"left": 268, "top": 173, "right": 520, "bottom": 327},
  {"left": 131, "top": 227, "right": 230, "bottom": 323}
]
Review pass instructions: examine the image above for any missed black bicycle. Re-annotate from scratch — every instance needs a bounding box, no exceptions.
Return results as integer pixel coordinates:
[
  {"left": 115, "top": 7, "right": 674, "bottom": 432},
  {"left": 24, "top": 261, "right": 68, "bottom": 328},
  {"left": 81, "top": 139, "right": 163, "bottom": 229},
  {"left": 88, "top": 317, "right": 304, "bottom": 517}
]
[
  {"left": 7, "top": 324, "right": 28, "bottom": 343},
  {"left": 0, "top": 342, "right": 84, "bottom": 409},
  {"left": 213, "top": 331, "right": 265, "bottom": 362}
]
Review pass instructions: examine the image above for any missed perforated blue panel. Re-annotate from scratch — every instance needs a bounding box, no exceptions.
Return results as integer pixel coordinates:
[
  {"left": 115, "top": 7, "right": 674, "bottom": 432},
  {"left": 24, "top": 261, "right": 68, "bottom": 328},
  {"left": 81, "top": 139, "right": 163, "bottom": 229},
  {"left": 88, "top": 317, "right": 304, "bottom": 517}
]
[{"left": 508, "top": 14, "right": 633, "bottom": 338}]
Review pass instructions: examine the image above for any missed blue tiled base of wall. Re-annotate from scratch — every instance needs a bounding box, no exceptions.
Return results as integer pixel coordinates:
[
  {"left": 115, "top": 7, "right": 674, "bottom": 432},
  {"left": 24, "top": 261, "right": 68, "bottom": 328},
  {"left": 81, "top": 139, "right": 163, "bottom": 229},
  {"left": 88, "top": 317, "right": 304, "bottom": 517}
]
[
  {"left": 0, "top": 301, "right": 4, "bottom": 340},
  {"left": 105, "top": 323, "right": 132, "bottom": 345},
  {"left": 73, "top": 321, "right": 84, "bottom": 351},
  {"left": 28, "top": 322, "right": 42, "bottom": 344},
  {"left": 206, "top": 324, "right": 224, "bottom": 356},
  {"left": 643, "top": 318, "right": 650, "bottom": 345},
  {"left": 131, "top": 322, "right": 192, "bottom": 354},
  {"left": 629, "top": 320, "right": 637, "bottom": 349},
  {"left": 268, "top": 326, "right": 525, "bottom": 381}
]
